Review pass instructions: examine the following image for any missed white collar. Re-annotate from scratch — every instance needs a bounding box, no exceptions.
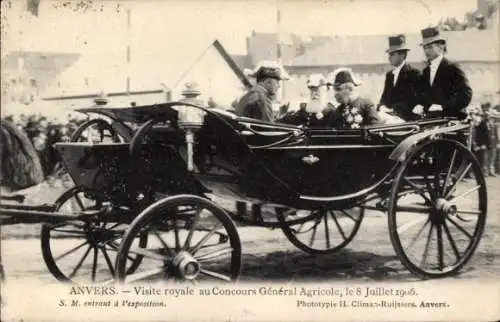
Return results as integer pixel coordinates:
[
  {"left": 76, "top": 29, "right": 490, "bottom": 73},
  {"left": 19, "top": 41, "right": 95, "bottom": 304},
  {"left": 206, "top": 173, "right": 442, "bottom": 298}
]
[
  {"left": 392, "top": 61, "right": 406, "bottom": 74},
  {"left": 429, "top": 54, "right": 444, "bottom": 68}
]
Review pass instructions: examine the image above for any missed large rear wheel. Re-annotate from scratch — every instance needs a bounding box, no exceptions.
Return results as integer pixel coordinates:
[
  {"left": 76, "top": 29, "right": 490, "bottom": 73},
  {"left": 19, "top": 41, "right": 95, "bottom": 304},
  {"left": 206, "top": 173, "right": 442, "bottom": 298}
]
[{"left": 388, "top": 139, "right": 487, "bottom": 279}]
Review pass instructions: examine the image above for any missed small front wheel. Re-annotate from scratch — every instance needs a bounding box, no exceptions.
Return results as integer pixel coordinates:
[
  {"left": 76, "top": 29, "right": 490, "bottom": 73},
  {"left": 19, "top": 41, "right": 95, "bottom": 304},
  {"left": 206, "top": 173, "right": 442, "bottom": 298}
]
[{"left": 115, "top": 195, "right": 242, "bottom": 284}]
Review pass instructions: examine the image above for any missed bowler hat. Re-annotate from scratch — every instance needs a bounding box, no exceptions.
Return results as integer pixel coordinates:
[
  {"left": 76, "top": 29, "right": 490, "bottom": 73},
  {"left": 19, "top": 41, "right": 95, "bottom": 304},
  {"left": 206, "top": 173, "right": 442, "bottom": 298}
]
[
  {"left": 327, "top": 68, "right": 362, "bottom": 88},
  {"left": 386, "top": 34, "right": 410, "bottom": 53},
  {"left": 420, "top": 27, "right": 446, "bottom": 46}
]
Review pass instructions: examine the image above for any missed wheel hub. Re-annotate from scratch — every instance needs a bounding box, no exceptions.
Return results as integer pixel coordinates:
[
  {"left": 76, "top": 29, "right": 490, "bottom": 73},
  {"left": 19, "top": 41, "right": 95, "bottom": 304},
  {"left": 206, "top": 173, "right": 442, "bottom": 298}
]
[
  {"left": 171, "top": 251, "right": 200, "bottom": 280},
  {"left": 435, "top": 198, "right": 457, "bottom": 216}
]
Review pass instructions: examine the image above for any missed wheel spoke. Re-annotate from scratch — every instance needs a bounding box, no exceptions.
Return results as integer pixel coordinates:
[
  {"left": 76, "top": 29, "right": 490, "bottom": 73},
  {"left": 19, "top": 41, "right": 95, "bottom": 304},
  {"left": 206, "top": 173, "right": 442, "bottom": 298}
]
[
  {"left": 449, "top": 185, "right": 481, "bottom": 202},
  {"left": 54, "top": 241, "right": 89, "bottom": 261},
  {"left": 446, "top": 216, "right": 472, "bottom": 240},
  {"left": 100, "top": 247, "right": 115, "bottom": 276},
  {"left": 423, "top": 173, "right": 437, "bottom": 201},
  {"left": 199, "top": 268, "right": 231, "bottom": 281},
  {"left": 124, "top": 268, "right": 166, "bottom": 283},
  {"left": 404, "top": 178, "right": 434, "bottom": 205},
  {"left": 397, "top": 216, "right": 428, "bottom": 235},
  {"left": 108, "top": 242, "right": 137, "bottom": 262},
  {"left": 308, "top": 217, "right": 320, "bottom": 246},
  {"left": 442, "top": 149, "right": 457, "bottom": 196},
  {"left": 91, "top": 247, "right": 98, "bottom": 281},
  {"left": 50, "top": 229, "right": 87, "bottom": 235},
  {"left": 195, "top": 247, "right": 233, "bottom": 262},
  {"left": 153, "top": 231, "right": 173, "bottom": 257},
  {"left": 405, "top": 218, "right": 430, "bottom": 251},
  {"left": 323, "top": 211, "right": 331, "bottom": 249},
  {"left": 444, "top": 162, "right": 472, "bottom": 199},
  {"left": 330, "top": 210, "right": 347, "bottom": 241},
  {"left": 191, "top": 224, "right": 223, "bottom": 255},
  {"left": 456, "top": 209, "right": 481, "bottom": 215},
  {"left": 74, "top": 193, "right": 85, "bottom": 210},
  {"left": 395, "top": 205, "right": 432, "bottom": 214},
  {"left": 432, "top": 147, "right": 443, "bottom": 196},
  {"left": 69, "top": 246, "right": 92, "bottom": 278},
  {"left": 173, "top": 218, "right": 180, "bottom": 252},
  {"left": 420, "top": 223, "right": 434, "bottom": 267},
  {"left": 128, "top": 247, "right": 169, "bottom": 261},
  {"left": 340, "top": 209, "right": 359, "bottom": 222},
  {"left": 436, "top": 224, "right": 444, "bottom": 271},
  {"left": 183, "top": 207, "right": 201, "bottom": 250},
  {"left": 442, "top": 220, "right": 461, "bottom": 262}
]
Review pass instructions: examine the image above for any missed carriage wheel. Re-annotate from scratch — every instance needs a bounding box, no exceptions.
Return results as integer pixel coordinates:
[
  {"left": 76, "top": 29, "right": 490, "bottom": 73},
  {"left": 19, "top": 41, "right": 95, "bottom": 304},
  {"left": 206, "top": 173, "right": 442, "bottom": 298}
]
[
  {"left": 277, "top": 204, "right": 364, "bottom": 254},
  {"left": 70, "top": 119, "right": 129, "bottom": 143},
  {"left": 52, "top": 119, "right": 131, "bottom": 177},
  {"left": 115, "top": 195, "right": 241, "bottom": 284},
  {"left": 388, "top": 139, "right": 487, "bottom": 279},
  {"left": 41, "top": 187, "right": 147, "bottom": 283}
]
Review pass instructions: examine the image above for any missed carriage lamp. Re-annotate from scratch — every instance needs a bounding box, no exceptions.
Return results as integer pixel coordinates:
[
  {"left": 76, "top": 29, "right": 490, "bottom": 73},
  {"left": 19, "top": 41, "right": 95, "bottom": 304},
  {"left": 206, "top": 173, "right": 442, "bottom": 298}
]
[{"left": 177, "top": 82, "right": 206, "bottom": 172}]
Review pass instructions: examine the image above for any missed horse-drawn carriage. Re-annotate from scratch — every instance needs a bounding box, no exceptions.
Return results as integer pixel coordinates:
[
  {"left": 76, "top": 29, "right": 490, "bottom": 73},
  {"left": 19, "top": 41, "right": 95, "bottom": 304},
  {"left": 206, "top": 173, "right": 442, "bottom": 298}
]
[{"left": 0, "top": 100, "right": 487, "bottom": 283}]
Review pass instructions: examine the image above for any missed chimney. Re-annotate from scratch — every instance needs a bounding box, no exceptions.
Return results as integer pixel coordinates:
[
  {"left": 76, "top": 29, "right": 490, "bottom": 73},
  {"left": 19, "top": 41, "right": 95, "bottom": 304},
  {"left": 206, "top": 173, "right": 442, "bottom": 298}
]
[{"left": 477, "top": 0, "right": 488, "bottom": 16}]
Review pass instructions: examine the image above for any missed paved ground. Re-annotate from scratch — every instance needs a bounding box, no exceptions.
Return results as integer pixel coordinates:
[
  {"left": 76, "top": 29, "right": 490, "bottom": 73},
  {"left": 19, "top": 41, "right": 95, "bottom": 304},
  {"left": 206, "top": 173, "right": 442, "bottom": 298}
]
[{"left": 1, "top": 176, "right": 499, "bottom": 283}]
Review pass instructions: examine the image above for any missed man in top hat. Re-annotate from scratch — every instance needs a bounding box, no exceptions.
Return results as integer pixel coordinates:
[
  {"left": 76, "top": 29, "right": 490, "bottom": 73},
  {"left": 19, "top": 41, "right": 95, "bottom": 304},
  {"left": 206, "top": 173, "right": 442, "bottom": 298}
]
[
  {"left": 323, "top": 68, "right": 383, "bottom": 129},
  {"left": 378, "top": 34, "right": 422, "bottom": 121},
  {"left": 413, "top": 27, "right": 473, "bottom": 120},
  {"left": 234, "top": 61, "right": 290, "bottom": 122},
  {"left": 279, "top": 73, "right": 328, "bottom": 127}
]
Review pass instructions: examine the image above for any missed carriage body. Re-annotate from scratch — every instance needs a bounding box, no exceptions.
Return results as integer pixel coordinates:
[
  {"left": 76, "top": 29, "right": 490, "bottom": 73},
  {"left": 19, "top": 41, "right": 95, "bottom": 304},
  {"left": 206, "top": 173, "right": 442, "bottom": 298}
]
[
  {"left": 55, "top": 102, "right": 472, "bottom": 211},
  {"left": 1, "top": 101, "right": 482, "bottom": 284}
]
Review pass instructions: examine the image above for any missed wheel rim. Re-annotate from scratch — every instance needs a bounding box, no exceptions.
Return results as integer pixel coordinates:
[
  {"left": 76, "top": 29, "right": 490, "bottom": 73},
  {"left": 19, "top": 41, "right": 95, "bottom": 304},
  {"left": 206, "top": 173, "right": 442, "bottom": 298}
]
[
  {"left": 278, "top": 205, "right": 364, "bottom": 254},
  {"left": 388, "top": 139, "right": 487, "bottom": 278},
  {"left": 70, "top": 119, "right": 127, "bottom": 143},
  {"left": 41, "top": 188, "right": 147, "bottom": 283},
  {"left": 115, "top": 195, "right": 241, "bottom": 284}
]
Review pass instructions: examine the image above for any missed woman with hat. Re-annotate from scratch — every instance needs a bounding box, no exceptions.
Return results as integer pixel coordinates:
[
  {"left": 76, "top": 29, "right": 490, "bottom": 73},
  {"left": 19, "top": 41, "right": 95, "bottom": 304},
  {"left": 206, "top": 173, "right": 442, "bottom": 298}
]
[
  {"left": 234, "top": 61, "right": 290, "bottom": 122},
  {"left": 322, "top": 68, "right": 383, "bottom": 129},
  {"left": 278, "top": 73, "right": 329, "bottom": 127},
  {"left": 413, "top": 26, "right": 472, "bottom": 120}
]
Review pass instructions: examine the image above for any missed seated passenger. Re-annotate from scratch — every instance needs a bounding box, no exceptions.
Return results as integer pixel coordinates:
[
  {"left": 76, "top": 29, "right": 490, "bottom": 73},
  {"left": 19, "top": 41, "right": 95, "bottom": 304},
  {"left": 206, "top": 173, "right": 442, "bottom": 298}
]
[
  {"left": 278, "top": 74, "right": 328, "bottom": 127},
  {"left": 234, "top": 61, "right": 290, "bottom": 122},
  {"left": 323, "top": 68, "right": 383, "bottom": 129}
]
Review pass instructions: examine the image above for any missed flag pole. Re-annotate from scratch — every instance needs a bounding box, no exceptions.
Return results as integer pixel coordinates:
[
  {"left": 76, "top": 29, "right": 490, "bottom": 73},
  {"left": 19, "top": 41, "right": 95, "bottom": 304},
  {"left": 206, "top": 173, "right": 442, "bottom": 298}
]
[
  {"left": 126, "top": 6, "right": 131, "bottom": 97},
  {"left": 276, "top": 0, "right": 284, "bottom": 101}
]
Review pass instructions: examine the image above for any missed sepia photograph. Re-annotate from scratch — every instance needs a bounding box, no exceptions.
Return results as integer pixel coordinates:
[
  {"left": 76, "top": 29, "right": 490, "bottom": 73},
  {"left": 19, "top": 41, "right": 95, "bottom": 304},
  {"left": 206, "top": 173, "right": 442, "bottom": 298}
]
[{"left": 1, "top": 0, "right": 499, "bottom": 321}]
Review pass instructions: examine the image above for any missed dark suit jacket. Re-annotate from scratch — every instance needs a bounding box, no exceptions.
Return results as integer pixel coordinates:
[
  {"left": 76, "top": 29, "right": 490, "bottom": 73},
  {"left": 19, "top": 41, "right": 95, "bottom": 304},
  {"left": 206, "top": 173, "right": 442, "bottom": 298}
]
[
  {"left": 324, "top": 97, "right": 383, "bottom": 129},
  {"left": 234, "top": 84, "right": 275, "bottom": 122},
  {"left": 379, "top": 63, "right": 422, "bottom": 121},
  {"left": 420, "top": 57, "right": 472, "bottom": 120}
]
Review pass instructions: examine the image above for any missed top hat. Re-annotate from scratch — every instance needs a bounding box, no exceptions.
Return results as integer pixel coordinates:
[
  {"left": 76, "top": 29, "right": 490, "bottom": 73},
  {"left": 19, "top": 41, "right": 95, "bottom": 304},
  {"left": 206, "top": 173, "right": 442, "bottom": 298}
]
[
  {"left": 306, "top": 74, "right": 326, "bottom": 88},
  {"left": 246, "top": 61, "right": 291, "bottom": 81},
  {"left": 420, "top": 27, "right": 446, "bottom": 46},
  {"left": 326, "top": 68, "right": 362, "bottom": 88},
  {"left": 386, "top": 34, "right": 410, "bottom": 53}
]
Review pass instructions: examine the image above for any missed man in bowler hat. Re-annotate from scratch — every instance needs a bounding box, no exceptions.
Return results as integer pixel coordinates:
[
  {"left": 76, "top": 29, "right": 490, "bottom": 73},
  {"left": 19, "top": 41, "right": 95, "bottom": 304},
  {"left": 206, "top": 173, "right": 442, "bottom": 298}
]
[
  {"left": 323, "top": 68, "right": 383, "bottom": 129},
  {"left": 378, "top": 34, "right": 422, "bottom": 121},
  {"left": 235, "top": 61, "right": 290, "bottom": 122},
  {"left": 413, "top": 27, "right": 472, "bottom": 119}
]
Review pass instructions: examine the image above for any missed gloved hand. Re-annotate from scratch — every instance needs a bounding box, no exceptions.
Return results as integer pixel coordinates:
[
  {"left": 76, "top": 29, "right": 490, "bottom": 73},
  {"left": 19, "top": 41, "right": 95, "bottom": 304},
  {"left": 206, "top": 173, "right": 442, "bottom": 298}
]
[
  {"left": 429, "top": 104, "right": 443, "bottom": 112},
  {"left": 412, "top": 104, "right": 425, "bottom": 115}
]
